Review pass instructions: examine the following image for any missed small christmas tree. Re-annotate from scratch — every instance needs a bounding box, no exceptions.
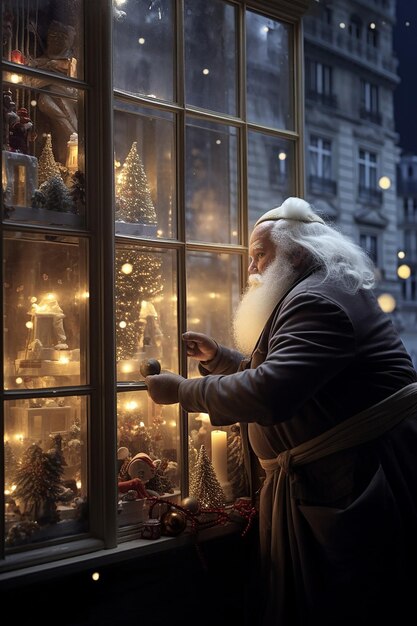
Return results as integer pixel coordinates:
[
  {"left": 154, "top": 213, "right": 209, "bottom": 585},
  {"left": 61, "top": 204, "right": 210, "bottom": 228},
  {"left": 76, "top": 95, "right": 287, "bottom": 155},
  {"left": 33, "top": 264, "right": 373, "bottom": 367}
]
[
  {"left": 36, "top": 176, "right": 75, "bottom": 212},
  {"left": 14, "top": 442, "right": 64, "bottom": 525},
  {"left": 227, "top": 425, "right": 249, "bottom": 500},
  {"left": 189, "top": 444, "right": 225, "bottom": 509},
  {"left": 38, "top": 134, "right": 62, "bottom": 186},
  {"left": 115, "top": 141, "right": 156, "bottom": 224}
]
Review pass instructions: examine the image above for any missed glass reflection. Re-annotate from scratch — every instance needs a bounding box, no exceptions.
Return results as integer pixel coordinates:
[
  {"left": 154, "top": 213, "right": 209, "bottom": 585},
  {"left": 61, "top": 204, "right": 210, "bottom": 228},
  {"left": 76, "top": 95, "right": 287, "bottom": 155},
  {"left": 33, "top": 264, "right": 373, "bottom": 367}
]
[
  {"left": 4, "top": 395, "right": 88, "bottom": 550},
  {"left": 184, "top": 0, "right": 237, "bottom": 116},
  {"left": 3, "top": 233, "right": 88, "bottom": 390},
  {"left": 247, "top": 131, "right": 295, "bottom": 230},
  {"left": 2, "top": 1, "right": 84, "bottom": 79},
  {"left": 114, "top": 104, "right": 175, "bottom": 239},
  {"left": 113, "top": 0, "right": 174, "bottom": 102},
  {"left": 185, "top": 118, "right": 239, "bottom": 244},
  {"left": 186, "top": 251, "right": 241, "bottom": 379},
  {"left": 246, "top": 11, "right": 293, "bottom": 130}
]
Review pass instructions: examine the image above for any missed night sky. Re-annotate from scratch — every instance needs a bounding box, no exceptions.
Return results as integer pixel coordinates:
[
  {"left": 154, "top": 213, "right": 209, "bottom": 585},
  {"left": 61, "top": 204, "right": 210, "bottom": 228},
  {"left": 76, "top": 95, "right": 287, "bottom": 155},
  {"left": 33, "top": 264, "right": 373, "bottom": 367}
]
[{"left": 393, "top": 0, "right": 417, "bottom": 155}]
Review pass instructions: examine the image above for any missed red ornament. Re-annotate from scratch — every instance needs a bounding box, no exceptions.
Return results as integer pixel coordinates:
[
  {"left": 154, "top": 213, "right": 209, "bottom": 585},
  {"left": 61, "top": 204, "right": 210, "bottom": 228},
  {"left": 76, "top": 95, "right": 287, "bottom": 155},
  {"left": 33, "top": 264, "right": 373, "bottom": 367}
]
[{"left": 11, "top": 49, "right": 25, "bottom": 64}]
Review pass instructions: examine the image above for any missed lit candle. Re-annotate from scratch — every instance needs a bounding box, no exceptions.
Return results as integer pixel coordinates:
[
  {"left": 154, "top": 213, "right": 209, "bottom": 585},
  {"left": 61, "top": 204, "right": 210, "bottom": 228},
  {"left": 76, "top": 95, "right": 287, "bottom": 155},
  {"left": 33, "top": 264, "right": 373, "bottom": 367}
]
[{"left": 211, "top": 429, "right": 227, "bottom": 484}]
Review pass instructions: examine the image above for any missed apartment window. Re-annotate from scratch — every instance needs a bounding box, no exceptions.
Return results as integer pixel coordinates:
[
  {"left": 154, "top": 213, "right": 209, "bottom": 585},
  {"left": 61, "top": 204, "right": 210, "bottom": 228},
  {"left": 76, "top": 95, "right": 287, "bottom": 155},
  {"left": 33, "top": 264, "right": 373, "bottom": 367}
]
[
  {"left": 1, "top": 0, "right": 305, "bottom": 569},
  {"left": 367, "top": 24, "right": 379, "bottom": 48},
  {"left": 309, "top": 136, "right": 332, "bottom": 179},
  {"left": 361, "top": 81, "right": 379, "bottom": 113},
  {"left": 349, "top": 15, "right": 362, "bottom": 39},
  {"left": 308, "top": 61, "right": 333, "bottom": 96},
  {"left": 359, "top": 149, "right": 377, "bottom": 188},
  {"left": 360, "top": 80, "right": 381, "bottom": 123},
  {"left": 360, "top": 233, "right": 378, "bottom": 265}
]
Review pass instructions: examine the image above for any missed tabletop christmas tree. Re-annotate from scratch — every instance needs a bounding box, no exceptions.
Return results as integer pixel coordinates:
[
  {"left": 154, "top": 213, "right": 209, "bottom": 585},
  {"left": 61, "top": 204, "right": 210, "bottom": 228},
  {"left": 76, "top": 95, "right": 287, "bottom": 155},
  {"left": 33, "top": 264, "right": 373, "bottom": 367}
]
[
  {"left": 13, "top": 442, "right": 65, "bottom": 525},
  {"left": 115, "top": 141, "right": 156, "bottom": 224},
  {"left": 189, "top": 444, "right": 225, "bottom": 509},
  {"left": 37, "top": 134, "right": 62, "bottom": 186}
]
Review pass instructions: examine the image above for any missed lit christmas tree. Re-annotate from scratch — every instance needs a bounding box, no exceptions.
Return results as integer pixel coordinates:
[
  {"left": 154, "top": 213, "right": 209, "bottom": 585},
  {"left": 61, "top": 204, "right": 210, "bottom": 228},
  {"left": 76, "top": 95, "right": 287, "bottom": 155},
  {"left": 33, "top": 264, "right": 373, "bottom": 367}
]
[
  {"left": 115, "top": 248, "right": 162, "bottom": 361},
  {"left": 115, "top": 141, "right": 157, "bottom": 224},
  {"left": 38, "top": 134, "right": 62, "bottom": 186},
  {"left": 189, "top": 444, "right": 225, "bottom": 509}
]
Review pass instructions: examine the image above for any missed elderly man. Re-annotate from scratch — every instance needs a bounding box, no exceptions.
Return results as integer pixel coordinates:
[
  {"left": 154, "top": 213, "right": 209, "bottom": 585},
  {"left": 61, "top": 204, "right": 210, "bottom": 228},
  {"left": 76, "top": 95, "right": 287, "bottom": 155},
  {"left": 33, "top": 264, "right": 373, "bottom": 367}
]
[{"left": 146, "top": 197, "right": 417, "bottom": 626}]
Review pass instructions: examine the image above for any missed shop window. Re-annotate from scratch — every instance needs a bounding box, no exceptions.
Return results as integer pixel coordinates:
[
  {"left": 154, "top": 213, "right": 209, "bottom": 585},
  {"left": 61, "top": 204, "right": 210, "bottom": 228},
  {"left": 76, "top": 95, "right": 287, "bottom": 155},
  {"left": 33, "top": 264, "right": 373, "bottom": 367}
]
[{"left": 1, "top": 0, "right": 305, "bottom": 568}]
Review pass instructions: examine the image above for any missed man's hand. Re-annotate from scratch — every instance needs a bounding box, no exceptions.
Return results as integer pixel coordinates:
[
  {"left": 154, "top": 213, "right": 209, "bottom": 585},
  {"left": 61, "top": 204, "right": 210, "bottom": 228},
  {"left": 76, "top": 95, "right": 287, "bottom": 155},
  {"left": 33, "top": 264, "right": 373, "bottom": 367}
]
[
  {"left": 145, "top": 372, "right": 184, "bottom": 405},
  {"left": 182, "top": 331, "right": 218, "bottom": 362}
]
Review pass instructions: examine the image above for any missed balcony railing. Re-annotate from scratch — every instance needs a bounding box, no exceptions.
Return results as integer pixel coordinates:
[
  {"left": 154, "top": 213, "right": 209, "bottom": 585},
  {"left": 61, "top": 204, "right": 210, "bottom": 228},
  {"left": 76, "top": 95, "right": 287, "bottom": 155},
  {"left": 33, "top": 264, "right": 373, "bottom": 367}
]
[
  {"left": 358, "top": 184, "right": 383, "bottom": 205},
  {"left": 359, "top": 108, "right": 382, "bottom": 125},
  {"left": 306, "top": 90, "right": 338, "bottom": 108},
  {"left": 308, "top": 175, "right": 337, "bottom": 196}
]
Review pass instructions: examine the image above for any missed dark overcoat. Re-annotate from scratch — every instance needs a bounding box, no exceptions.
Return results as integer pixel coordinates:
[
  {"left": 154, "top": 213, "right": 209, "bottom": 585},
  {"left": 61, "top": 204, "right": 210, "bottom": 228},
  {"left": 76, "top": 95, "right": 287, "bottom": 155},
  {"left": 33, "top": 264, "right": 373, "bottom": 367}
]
[{"left": 179, "top": 270, "right": 417, "bottom": 625}]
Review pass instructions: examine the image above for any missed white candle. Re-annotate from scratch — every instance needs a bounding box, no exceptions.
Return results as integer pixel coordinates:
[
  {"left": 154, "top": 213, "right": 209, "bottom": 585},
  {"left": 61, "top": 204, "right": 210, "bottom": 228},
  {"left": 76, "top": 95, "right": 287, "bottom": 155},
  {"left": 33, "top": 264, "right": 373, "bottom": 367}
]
[{"left": 211, "top": 429, "right": 228, "bottom": 484}]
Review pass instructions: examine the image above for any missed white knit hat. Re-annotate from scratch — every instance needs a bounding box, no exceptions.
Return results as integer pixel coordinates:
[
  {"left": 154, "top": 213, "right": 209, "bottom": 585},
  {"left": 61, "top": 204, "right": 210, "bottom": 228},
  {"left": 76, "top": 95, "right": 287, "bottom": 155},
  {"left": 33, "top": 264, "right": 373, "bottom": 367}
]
[{"left": 255, "top": 197, "right": 325, "bottom": 227}]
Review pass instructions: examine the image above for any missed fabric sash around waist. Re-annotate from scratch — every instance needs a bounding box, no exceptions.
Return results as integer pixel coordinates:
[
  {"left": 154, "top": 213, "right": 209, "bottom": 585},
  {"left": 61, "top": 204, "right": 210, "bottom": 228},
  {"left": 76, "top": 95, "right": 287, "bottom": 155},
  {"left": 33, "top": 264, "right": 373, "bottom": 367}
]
[{"left": 259, "top": 382, "right": 417, "bottom": 476}]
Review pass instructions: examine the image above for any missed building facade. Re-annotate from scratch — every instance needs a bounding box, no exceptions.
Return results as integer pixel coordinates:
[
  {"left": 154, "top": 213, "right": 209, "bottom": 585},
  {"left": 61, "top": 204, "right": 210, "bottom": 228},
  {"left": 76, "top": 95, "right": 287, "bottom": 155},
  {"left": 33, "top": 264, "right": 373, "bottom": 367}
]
[{"left": 303, "top": 0, "right": 417, "bottom": 367}]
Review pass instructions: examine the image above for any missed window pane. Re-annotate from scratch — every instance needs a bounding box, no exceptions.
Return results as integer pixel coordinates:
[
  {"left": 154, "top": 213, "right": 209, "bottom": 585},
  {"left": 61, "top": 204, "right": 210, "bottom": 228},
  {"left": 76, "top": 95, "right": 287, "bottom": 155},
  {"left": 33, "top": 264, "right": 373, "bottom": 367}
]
[
  {"left": 4, "top": 395, "right": 88, "bottom": 550},
  {"left": 185, "top": 0, "right": 237, "bottom": 116},
  {"left": 248, "top": 131, "right": 295, "bottom": 229},
  {"left": 246, "top": 11, "right": 293, "bottom": 130},
  {"left": 185, "top": 118, "right": 239, "bottom": 244},
  {"left": 4, "top": 233, "right": 88, "bottom": 390},
  {"left": 3, "top": 1, "right": 84, "bottom": 80},
  {"left": 186, "top": 251, "right": 241, "bottom": 380},
  {"left": 114, "top": 104, "right": 176, "bottom": 239},
  {"left": 116, "top": 245, "right": 178, "bottom": 382},
  {"left": 3, "top": 73, "right": 85, "bottom": 226},
  {"left": 113, "top": 0, "right": 175, "bottom": 102},
  {"left": 117, "top": 390, "right": 180, "bottom": 529},
  {"left": 186, "top": 251, "right": 243, "bottom": 506}
]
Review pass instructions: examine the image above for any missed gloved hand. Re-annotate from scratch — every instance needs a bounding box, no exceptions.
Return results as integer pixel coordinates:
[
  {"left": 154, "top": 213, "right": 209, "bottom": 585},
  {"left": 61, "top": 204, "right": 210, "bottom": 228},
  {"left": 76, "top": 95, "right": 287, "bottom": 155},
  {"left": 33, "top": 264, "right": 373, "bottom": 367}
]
[
  {"left": 145, "top": 372, "right": 185, "bottom": 405},
  {"left": 182, "top": 331, "right": 218, "bottom": 362}
]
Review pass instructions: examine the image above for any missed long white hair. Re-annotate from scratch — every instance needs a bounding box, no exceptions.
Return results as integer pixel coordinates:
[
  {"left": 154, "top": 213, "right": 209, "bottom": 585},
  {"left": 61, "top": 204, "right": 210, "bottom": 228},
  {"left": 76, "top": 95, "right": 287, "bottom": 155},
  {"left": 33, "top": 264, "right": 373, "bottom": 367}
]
[{"left": 268, "top": 197, "right": 376, "bottom": 293}]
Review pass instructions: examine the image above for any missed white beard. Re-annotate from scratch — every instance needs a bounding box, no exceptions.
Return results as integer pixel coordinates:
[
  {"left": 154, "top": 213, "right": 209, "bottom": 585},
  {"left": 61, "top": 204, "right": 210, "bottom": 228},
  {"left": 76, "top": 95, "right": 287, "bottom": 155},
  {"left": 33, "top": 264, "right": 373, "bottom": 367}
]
[{"left": 233, "top": 254, "right": 297, "bottom": 356}]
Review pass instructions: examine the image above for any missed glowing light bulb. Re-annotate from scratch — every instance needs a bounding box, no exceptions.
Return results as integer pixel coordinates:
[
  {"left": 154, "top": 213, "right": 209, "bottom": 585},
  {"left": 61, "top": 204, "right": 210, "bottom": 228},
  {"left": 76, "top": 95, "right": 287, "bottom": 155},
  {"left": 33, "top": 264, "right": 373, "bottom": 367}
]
[
  {"left": 378, "top": 176, "right": 391, "bottom": 190},
  {"left": 397, "top": 264, "right": 411, "bottom": 279},
  {"left": 121, "top": 263, "right": 133, "bottom": 274},
  {"left": 377, "top": 293, "right": 396, "bottom": 313},
  {"left": 119, "top": 321, "right": 127, "bottom": 329}
]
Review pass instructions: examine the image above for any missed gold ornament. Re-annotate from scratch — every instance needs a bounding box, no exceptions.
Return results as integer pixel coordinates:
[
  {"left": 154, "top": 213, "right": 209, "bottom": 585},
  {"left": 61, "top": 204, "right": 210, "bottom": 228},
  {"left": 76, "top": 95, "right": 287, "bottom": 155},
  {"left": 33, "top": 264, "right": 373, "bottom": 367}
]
[
  {"left": 181, "top": 496, "right": 200, "bottom": 514},
  {"left": 161, "top": 508, "right": 187, "bottom": 536}
]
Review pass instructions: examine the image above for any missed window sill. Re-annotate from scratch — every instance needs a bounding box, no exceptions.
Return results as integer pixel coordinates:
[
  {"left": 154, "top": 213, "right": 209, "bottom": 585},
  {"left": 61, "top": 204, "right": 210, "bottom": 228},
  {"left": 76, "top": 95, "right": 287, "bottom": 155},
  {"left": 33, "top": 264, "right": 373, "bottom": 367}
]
[{"left": 0, "top": 520, "right": 244, "bottom": 589}]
